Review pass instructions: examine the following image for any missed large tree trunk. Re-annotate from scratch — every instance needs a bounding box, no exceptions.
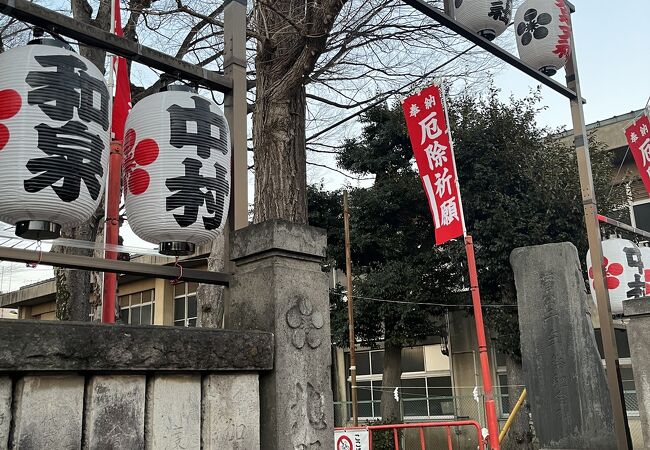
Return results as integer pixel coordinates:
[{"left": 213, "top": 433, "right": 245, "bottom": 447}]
[
  {"left": 53, "top": 0, "right": 111, "bottom": 321},
  {"left": 380, "top": 342, "right": 402, "bottom": 423},
  {"left": 55, "top": 215, "right": 103, "bottom": 321},
  {"left": 253, "top": 83, "right": 308, "bottom": 223},
  {"left": 196, "top": 237, "right": 225, "bottom": 328},
  {"left": 502, "top": 354, "right": 534, "bottom": 450},
  {"left": 251, "top": 0, "right": 346, "bottom": 224}
]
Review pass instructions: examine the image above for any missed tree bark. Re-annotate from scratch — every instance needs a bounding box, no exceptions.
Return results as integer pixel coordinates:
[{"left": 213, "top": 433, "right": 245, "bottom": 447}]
[
  {"left": 380, "top": 342, "right": 402, "bottom": 423},
  {"left": 251, "top": 0, "right": 346, "bottom": 224},
  {"left": 196, "top": 236, "right": 225, "bottom": 328},
  {"left": 502, "top": 354, "right": 534, "bottom": 450},
  {"left": 253, "top": 83, "right": 308, "bottom": 224},
  {"left": 53, "top": 0, "right": 111, "bottom": 321},
  {"left": 54, "top": 214, "right": 103, "bottom": 321}
]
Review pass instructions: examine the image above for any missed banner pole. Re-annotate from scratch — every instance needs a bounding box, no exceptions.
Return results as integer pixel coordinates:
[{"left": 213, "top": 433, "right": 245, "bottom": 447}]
[{"left": 464, "top": 234, "right": 500, "bottom": 450}]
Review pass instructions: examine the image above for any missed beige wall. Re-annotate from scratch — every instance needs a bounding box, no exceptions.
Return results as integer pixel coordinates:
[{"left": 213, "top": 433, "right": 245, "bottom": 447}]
[{"left": 20, "top": 301, "right": 57, "bottom": 321}]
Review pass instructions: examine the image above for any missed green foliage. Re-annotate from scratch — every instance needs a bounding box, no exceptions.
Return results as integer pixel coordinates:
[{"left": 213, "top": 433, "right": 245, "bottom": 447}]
[
  {"left": 309, "top": 104, "right": 461, "bottom": 349},
  {"left": 309, "top": 90, "right": 627, "bottom": 358},
  {"left": 447, "top": 89, "right": 626, "bottom": 357}
]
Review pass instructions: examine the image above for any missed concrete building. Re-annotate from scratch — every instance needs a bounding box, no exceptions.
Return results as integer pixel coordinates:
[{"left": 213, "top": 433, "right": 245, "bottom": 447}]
[{"left": 0, "top": 247, "right": 210, "bottom": 325}]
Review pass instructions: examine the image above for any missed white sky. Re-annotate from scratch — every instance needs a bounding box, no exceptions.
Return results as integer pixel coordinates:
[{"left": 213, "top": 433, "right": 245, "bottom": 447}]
[
  {"left": 492, "top": 0, "right": 650, "bottom": 130},
  {"left": 1, "top": 0, "right": 648, "bottom": 293}
]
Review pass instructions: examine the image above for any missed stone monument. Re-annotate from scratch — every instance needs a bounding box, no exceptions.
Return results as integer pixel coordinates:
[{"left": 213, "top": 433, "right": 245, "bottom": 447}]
[
  {"left": 623, "top": 297, "right": 650, "bottom": 447},
  {"left": 511, "top": 242, "right": 616, "bottom": 450},
  {"left": 227, "top": 220, "right": 334, "bottom": 450}
]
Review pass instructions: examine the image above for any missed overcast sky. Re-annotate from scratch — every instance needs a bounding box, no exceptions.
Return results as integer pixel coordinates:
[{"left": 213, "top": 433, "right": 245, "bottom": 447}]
[
  {"left": 1, "top": 0, "right": 648, "bottom": 293},
  {"left": 493, "top": 0, "right": 649, "bottom": 130}
]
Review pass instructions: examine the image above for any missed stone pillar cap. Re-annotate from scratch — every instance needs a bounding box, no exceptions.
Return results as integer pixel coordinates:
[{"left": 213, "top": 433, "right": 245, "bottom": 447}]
[
  {"left": 623, "top": 297, "right": 650, "bottom": 318},
  {"left": 231, "top": 220, "right": 326, "bottom": 261}
]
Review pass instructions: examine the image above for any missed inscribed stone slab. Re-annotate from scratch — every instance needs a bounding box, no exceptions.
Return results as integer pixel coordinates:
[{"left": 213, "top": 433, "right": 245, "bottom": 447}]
[
  {"left": 0, "top": 377, "right": 10, "bottom": 448},
  {"left": 511, "top": 243, "right": 616, "bottom": 450},
  {"left": 228, "top": 221, "right": 334, "bottom": 450},
  {"left": 12, "top": 375, "right": 84, "bottom": 449},
  {"left": 146, "top": 374, "right": 201, "bottom": 450},
  {"left": 84, "top": 375, "right": 146, "bottom": 450},
  {"left": 202, "top": 373, "right": 260, "bottom": 450}
]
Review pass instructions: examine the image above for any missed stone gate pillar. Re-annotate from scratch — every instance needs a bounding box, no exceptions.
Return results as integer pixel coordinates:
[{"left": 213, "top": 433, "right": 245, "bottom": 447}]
[{"left": 227, "top": 220, "right": 334, "bottom": 450}]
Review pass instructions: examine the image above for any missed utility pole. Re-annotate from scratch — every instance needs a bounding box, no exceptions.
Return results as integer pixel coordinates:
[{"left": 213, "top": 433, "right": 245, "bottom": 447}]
[
  {"left": 343, "top": 191, "right": 359, "bottom": 427},
  {"left": 565, "top": 2, "right": 632, "bottom": 448}
]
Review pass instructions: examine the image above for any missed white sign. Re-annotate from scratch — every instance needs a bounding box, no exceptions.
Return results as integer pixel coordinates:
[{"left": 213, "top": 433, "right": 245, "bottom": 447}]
[{"left": 334, "top": 429, "right": 370, "bottom": 450}]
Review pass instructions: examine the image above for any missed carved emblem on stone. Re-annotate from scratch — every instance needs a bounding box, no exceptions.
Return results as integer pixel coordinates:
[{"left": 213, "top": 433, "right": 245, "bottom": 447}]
[
  {"left": 291, "top": 382, "right": 327, "bottom": 449},
  {"left": 286, "top": 296, "right": 324, "bottom": 349}
]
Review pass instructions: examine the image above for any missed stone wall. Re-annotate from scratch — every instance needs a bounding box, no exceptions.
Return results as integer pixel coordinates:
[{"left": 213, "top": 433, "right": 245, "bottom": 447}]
[
  {"left": 623, "top": 298, "right": 650, "bottom": 448},
  {"left": 0, "top": 320, "right": 273, "bottom": 449}
]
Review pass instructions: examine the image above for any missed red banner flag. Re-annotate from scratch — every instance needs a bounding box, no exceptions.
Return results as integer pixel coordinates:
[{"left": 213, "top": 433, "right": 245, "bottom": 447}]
[
  {"left": 402, "top": 84, "right": 465, "bottom": 245},
  {"left": 111, "top": 0, "right": 131, "bottom": 141},
  {"left": 625, "top": 112, "right": 650, "bottom": 196}
]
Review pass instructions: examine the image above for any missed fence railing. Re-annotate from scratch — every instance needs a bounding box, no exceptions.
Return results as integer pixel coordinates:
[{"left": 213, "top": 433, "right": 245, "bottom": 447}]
[
  {"left": 335, "top": 392, "right": 645, "bottom": 449},
  {"left": 336, "top": 420, "right": 483, "bottom": 450},
  {"left": 334, "top": 395, "right": 489, "bottom": 427}
]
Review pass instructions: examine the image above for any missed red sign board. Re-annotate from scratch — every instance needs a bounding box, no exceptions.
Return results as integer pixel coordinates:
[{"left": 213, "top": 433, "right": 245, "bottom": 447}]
[
  {"left": 402, "top": 84, "right": 465, "bottom": 245},
  {"left": 625, "top": 112, "right": 650, "bottom": 195}
]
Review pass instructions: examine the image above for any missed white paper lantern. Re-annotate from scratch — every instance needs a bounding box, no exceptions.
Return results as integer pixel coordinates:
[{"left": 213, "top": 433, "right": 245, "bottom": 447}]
[
  {"left": 0, "top": 41, "right": 110, "bottom": 239},
  {"left": 586, "top": 238, "right": 645, "bottom": 316},
  {"left": 514, "top": 0, "right": 572, "bottom": 76},
  {"left": 639, "top": 244, "right": 650, "bottom": 298},
  {"left": 123, "top": 87, "right": 231, "bottom": 256},
  {"left": 454, "top": 0, "right": 513, "bottom": 41}
]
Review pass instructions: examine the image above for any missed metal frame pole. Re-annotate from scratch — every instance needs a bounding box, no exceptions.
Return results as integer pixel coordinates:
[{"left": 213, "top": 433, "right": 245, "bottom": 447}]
[
  {"left": 101, "top": 141, "right": 122, "bottom": 323},
  {"left": 343, "top": 191, "right": 359, "bottom": 427},
  {"left": 564, "top": 3, "right": 632, "bottom": 448},
  {"left": 223, "top": 0, "right": 249, "bottom": 232},
  {"left": 465, "top": 235, "right": 500, "bottom": 450}
]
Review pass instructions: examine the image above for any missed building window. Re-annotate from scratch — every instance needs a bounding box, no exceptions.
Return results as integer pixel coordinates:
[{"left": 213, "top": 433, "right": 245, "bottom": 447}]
[
  {"left": 594, "top": 328, "right": 638, "bottom": 415},
  {"left": 630, "top": 198, "right": 650, "bottom": 233},
  {"left": 495, "top": 353, "right": 510, "bottom": 416},
  {"left": 173, "top": 282, "right": 198, "bottom": 327},
  {"left": 345, "top": 346, "right": 452, "bottom": 420},
  {"left": 621, "top": 366, "right": 639, "bottom": 415},
  {"left": 119, "top": 289, "right": 155, "bottom": 325}
]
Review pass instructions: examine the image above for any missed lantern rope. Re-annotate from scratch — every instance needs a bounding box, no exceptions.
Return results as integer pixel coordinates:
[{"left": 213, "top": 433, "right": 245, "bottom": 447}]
[
  {"left": 25, "top": 240, "right": 43, "bottom": 269},
  {"left": 170, "top": 257, "right": 184, "bottom": 285}
]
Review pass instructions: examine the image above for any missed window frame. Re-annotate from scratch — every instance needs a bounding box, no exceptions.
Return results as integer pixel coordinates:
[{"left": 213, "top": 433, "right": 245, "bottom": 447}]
[
  {"left": 119, "top": 289, "right": 155, "bottom": 325},
  {"left": 345, "top": 346, "right": 453, "bottom": 421},
  {"left": 173, "top": 282, "right": 198, "bottom": 327},
  {"left": 630, "top": 197, "right": 650, "bottom": 234}
]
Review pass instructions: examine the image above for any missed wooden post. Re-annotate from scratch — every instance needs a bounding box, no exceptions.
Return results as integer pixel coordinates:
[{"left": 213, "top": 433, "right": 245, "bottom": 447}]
[
  {"left": 564, "top": 2, "right": 632, "bottom": 447},
  {"left": 223, "top": 0, "right": 248, "bottom": 232},
  {"left": 343, "top": 191, "right": 359, "bottom": 426}
]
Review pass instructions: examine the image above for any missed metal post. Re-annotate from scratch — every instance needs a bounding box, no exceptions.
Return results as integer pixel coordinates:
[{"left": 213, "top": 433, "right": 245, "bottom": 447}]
[
  {"left": 222, "top": 0, "right": 248, "bottom": 327},
  {"left": 564, "top": 3, "right": 632, "bottom": 448},
  {"left": 498, "top": 388, "right": 526, "bottom": 444},
  {"left": 343, "top": 191, "right": 359, "bottom": 426},
  {"left": 443, "top": 0, "right": 453, "bottom": 19},
  {"left": 464, "top": 235, "right": 500, "bottom": 450},
  {"left": 223, "top": 0, "right": 248, "bottom": 231},
  {"left": 101, "top": 140, "right": 122, "bottom": 324}
]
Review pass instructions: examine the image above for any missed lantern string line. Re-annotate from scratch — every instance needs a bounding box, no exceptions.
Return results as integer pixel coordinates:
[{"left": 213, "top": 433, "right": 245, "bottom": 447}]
[
  {"left": 330, "top": 291, "right": 518, "bottom": 309},
  {"left": 607, "top": 146, "right": 630, "bottom": 205},
  {"left": 170, "top": 257, "right": 184, "bottom": 285},
  {"left": 0, "top": 230, "right": 160, "bottom": 256},
  {"left": 25, "top": 240, "right": 43, "bottom": 269}
]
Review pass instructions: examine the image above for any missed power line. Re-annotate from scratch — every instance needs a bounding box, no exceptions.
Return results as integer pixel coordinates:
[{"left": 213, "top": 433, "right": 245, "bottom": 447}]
[{"left": 332, "top": 291, "right": 517, "bottom": 309}]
